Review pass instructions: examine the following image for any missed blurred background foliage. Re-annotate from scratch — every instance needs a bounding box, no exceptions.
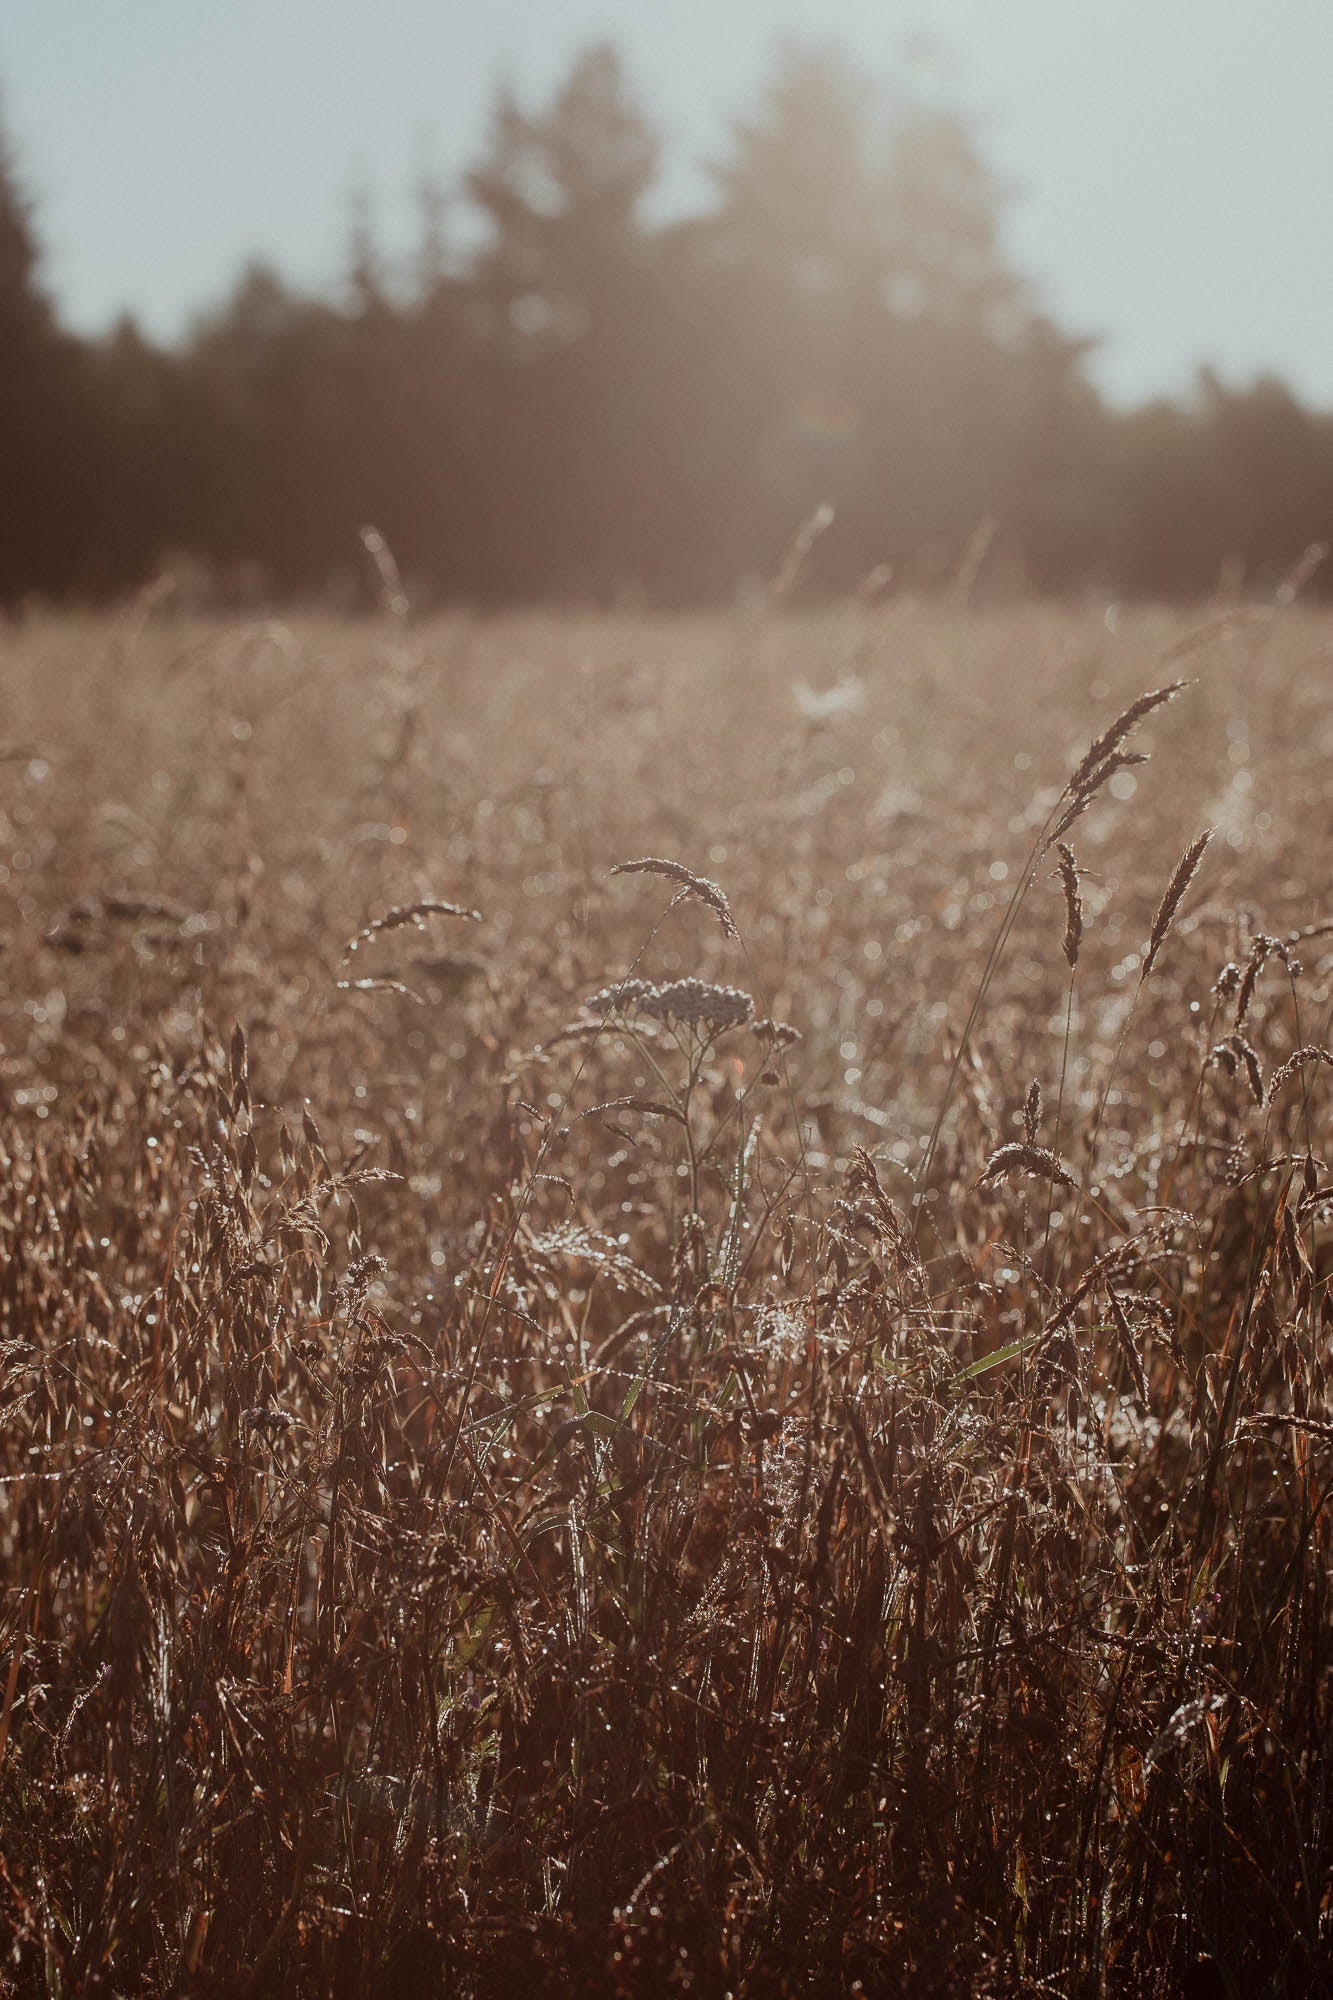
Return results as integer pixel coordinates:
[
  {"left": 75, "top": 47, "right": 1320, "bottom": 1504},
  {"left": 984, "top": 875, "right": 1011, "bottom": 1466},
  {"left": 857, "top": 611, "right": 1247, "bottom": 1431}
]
[{"left": 4, "top": 40, "right": 1333, "bottom": 609}]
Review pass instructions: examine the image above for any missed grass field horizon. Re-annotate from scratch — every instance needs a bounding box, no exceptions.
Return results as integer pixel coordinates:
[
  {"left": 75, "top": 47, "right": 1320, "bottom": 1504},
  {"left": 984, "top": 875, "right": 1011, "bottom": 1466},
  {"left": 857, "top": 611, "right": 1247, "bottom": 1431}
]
[{"left": 0, "top": 593, "right": 1329, "bottom": 1995}]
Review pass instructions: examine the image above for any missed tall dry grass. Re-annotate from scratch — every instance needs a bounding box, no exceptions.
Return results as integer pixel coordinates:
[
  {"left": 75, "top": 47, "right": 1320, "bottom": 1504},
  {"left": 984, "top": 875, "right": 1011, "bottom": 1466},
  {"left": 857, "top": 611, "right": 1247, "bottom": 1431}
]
[{"left": 0, "top": 595, "right": 1328, "bottom": 1995}]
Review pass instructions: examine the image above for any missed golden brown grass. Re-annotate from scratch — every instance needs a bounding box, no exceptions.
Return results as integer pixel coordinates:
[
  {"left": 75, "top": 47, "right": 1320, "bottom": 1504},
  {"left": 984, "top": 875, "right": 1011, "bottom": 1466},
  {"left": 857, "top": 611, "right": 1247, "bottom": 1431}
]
[{"left": 0, "top": 595, "right": 1328, "bottom": 1996}]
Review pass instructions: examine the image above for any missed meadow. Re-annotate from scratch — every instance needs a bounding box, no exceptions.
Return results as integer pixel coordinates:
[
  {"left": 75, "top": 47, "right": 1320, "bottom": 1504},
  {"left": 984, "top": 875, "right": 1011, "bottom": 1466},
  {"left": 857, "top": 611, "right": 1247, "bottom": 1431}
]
[{"left": 0, "top": 591, "right": 1328, "bottom": 1996}]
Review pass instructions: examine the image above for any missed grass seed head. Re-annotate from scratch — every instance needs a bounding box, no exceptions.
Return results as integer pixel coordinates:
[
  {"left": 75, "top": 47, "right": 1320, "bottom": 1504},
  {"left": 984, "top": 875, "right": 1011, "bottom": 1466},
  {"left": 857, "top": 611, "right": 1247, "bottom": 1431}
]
[
  {"left": 610, "top": 857, "right": 739, "bottom": 940},
  {"left": 1055, "top": 841, "right": 1084, "bottom": 970},
  {"left": 1143, "top": 828, "right": 1213, "bottom": 977},
  {"left": 1066, "top": 679, "right": 1190, "bottom": 800},
  {"left": 977, "top": 1141, "right": 1077, "bottom": 1190}
]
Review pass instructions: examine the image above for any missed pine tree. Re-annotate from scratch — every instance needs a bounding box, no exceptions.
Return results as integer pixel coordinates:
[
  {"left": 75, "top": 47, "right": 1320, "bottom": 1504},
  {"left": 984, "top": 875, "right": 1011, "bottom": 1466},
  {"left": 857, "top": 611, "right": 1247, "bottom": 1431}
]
[
  {"left": 0, "top": 102, "right": 98, "bottom": 600},
  {"left": 467, "top": 45, "right": 658, "bottom": 344},
  {"left": 0, "top": 105, "right": 52, "bottom": 349}
]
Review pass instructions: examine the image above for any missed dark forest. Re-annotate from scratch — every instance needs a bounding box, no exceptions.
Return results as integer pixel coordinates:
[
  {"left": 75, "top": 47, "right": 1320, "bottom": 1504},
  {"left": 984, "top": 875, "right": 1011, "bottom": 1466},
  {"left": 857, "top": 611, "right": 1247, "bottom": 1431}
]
[
  {"left": 4, "top": 41, "right": 1332, "bottom": 609},
  {"left": 2, "top": 43, "right": 1328, "bottom": 604}
]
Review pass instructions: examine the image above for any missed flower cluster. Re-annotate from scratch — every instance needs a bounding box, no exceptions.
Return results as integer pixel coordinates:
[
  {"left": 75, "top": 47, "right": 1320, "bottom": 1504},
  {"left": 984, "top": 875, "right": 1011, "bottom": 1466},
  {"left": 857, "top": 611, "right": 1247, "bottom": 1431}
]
[
  {"left": 584, "top": 976, "right": 754, "bottom": 1032},
  {"left": 583, "top": 979, "right": 659, "bottom": 1015},
  {"left": 752, "top": 1016, "right": 802, "bottom": 1048}
]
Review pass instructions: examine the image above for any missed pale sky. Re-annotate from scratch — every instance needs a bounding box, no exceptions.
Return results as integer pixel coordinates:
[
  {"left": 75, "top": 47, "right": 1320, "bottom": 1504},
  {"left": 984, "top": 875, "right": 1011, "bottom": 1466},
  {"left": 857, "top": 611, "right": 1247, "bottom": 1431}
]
[{"left": 3, "top": 0, "right": 1331, "bottom": 407}]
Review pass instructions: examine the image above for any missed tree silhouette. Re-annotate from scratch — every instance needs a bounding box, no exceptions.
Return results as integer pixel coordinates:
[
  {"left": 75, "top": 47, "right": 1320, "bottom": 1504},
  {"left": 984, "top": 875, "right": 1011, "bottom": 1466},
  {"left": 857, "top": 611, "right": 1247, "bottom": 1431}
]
[
  {"left": 674, "top": 42, "right": 1048, "bottom": 589},
  {"left": 0, "top": 103, "right": 102, "bottom": 601},
  {"left": 3, "top": 41, "right": 1333, "bottom": 607},
  {"left": 468, "top": 46, "right": 658, "bottom": 339},
  {"left": 463, "top": 45, "right": 663, "bottom": 596}
]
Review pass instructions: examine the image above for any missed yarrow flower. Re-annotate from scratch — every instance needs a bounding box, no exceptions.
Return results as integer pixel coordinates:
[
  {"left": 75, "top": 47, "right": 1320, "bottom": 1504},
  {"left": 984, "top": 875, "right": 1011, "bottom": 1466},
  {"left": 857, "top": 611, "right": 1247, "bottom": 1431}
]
[
  {"left": 584, "top": 976, "right": 753, "bottom": 1032},
  {"left": 583, "top": 979, "right": 659, "bottom": 1015},
  {"left": 751, "top": 1017, "right": 802, "bottom": 1047},
  {"left": 643, "top": 979, "right": 752, "bottom": 1027}
]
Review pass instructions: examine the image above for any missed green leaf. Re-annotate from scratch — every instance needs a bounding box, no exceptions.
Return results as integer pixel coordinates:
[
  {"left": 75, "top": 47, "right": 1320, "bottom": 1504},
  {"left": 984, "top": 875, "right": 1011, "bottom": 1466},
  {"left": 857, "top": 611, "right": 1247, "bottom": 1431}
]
[{"left": 950, "top": 1329, "right": 1046, "bottom": 1384}]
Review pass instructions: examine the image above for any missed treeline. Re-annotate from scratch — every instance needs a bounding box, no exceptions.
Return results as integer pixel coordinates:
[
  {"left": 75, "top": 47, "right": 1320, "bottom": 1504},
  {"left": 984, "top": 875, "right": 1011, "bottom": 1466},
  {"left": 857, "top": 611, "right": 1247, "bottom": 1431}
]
[{"left": 4, "top": 41, "right": 1333, "bottom": 608}]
